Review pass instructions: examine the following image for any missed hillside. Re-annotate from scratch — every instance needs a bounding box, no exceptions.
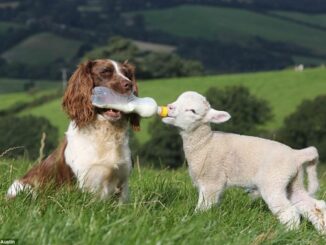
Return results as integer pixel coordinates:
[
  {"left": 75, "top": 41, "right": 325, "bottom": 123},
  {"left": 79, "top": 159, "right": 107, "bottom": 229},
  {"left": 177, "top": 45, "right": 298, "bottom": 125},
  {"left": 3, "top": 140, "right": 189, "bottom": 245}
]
[
  {"left": 5, "top": 67, "right": 325, "bottom": 142},
  {"left": 136, "top": 5, "right": 326, "bottom": 65},
  {"left": 1, "top": 32, "right": 83, "bottom": 65},
  {"left": 0, "top": 3, "right": 326, "bottom": 76},
  {"left": 0, "top": 78, "right": 60, "bottom": 94}
]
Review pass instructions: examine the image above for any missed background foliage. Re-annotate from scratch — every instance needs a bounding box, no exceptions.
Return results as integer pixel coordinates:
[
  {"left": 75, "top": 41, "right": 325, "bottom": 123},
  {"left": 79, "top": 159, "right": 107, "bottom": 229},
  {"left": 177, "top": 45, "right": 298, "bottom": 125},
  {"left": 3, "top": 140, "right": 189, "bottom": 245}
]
[
  {"left": 278, "top": 95, "right": 326, "bottom": 161},
  {"left": 0, "top": 115, "right": 58, "bottom": 160}
]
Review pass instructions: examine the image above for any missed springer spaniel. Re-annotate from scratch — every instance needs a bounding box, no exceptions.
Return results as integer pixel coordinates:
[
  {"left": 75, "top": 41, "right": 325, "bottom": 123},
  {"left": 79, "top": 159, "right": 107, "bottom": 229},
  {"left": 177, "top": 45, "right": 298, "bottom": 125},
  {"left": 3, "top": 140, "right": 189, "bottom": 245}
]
[{"left": 7, "top": 59, "right": 140, "bottom": 201}]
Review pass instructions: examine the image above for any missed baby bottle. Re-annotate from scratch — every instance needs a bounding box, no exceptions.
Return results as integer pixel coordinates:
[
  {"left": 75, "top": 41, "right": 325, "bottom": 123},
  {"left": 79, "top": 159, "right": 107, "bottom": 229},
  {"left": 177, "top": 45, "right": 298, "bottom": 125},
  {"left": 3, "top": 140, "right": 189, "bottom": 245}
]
[{"left": 91, "top": 87, "right": 168, "bottom": 118}]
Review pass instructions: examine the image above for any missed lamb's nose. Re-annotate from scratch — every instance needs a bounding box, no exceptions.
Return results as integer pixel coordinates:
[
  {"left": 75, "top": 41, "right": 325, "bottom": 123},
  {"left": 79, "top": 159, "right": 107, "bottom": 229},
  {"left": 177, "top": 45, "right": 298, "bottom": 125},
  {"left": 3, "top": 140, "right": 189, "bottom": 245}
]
[{"left": 168, "top": 104, "right": 175, "bottom": 111}]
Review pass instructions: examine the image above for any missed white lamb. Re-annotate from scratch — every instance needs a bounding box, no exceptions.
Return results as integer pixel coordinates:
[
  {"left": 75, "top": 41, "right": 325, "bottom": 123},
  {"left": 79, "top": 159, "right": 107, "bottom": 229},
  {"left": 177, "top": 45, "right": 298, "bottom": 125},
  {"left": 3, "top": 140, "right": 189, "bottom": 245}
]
[{"left": 162, "top": 91, "right": 326, "bottom": 233}]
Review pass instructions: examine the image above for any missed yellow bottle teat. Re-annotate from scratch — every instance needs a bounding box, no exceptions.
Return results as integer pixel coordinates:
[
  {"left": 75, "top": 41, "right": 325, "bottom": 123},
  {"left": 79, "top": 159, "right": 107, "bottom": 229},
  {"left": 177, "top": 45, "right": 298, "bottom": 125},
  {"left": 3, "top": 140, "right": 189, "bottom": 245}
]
[{"left": 158, "top": 106, "right": 169, "bottom": 117}]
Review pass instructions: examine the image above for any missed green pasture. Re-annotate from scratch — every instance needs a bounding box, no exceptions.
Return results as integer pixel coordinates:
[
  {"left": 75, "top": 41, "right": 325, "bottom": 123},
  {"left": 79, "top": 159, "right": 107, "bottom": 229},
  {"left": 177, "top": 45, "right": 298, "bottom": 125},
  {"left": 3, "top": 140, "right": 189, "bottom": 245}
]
[
  {"left": 0, "top": 78, "right": 60, "bottom": 95},
  {"left": 0, "top": 159, "right": 326, "bottom": 244},
  {"left": 0, "top": 21, "right": 22, "bottom": 35},
  {"left": 1, "top": 32, "right": 83, "bottom": 65},
  {"left": 136, "top": 5, "right": 326, "bottom": 57},
  {"left": 271, "top": 11, "right": 326, "bottom": 29}
]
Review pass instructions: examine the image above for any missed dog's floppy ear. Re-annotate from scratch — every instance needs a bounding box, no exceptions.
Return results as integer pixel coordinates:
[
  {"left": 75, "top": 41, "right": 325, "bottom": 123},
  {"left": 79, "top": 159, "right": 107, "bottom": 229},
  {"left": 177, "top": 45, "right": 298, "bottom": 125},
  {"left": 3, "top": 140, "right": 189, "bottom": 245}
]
[
  {"left": 123, "top": 61, "right": 141, "bottom": 131},
  {"left": 204, "top": 109, "right": 231, "bottom": 124},
  {"left": 62, "top": 60, "right": 96, "bottom": 128}
]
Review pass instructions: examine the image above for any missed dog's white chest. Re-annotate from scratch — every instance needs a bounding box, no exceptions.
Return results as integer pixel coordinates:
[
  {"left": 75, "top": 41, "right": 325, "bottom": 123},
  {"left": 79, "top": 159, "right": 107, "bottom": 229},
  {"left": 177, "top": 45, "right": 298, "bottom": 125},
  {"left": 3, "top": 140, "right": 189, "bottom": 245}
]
[{"left": 64, "top": 121, "right": 131, "bottom": 184}]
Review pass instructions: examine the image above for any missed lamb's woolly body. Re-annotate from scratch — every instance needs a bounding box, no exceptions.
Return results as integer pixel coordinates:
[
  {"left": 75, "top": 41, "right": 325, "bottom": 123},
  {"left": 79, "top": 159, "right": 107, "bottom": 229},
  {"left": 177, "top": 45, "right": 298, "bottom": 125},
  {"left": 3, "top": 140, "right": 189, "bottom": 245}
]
[
  {"left": 65, "top": 116, "right": 131, "bottom": 199},
  {"left": 182, "top": 126, "right": 315, "bottom": 189},
  {"left": 164, "top": 91, "right": 325, "bottom": 233}
]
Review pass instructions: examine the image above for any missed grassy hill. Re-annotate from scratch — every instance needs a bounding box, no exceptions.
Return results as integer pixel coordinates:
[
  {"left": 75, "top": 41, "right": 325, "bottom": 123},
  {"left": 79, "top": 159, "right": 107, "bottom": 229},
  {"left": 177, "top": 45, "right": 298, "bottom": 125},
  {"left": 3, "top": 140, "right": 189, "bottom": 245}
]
[
  {"left": 271, "top": 11, "right": 326, "bottom": 29},
  {"left": 1, "top": 32, "right": 83, "bottom": 65},
  {"left": 0, "top": 78, "right": 60, "bottom": 94},
  {"left": 7, "top": 67, "right": 325, "bottom": 142},
  {"left": 136, "top": 5, "right": 326, "bottom": 64},
  {"left": 1, "top": 159, "right": 326, "bottom": 244},
  {"left": 0, "top": 21, "right": 23, "bottom": 35}
]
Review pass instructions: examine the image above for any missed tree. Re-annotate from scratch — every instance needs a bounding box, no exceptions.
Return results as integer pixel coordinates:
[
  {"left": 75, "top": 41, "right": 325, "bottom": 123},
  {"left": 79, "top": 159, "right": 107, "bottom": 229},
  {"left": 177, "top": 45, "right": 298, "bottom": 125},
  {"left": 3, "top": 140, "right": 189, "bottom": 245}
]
[
  {"left": 0, "top": 116, "right": 58, "bottom": 160},
  {"left": 139, "top": 117, "right": 184, "bottom": 169},
  {"left": 278, "top": 95, "right": 326, "bottom": 162},
  {"left": 83, "top": 36, "right": 203, "bottom": 79},
  {"left": 205, "top": 86, "right": 273, "bottom": 135}
]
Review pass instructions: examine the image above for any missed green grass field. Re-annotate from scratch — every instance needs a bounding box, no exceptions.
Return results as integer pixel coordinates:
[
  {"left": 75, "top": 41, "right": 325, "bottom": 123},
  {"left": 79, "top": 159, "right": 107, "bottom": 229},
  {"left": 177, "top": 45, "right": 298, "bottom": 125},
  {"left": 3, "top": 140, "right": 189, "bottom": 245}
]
[
  {"left": 271, "top": 11, "right": 326, "bottom": 29},
  {"left": 0, "top": 90, "right": 58, "bottom": 110},
  {"left": 136, "top": 5, "right": 326, "bottom": 58},
  {"left": 1, "top": 158, "right": 326, "bottom": 244},
  {"left": 0, "top": 21, "right": 23, "bottom": 35},
  {"left": 0, "top": 78, "right": 61, "bottom": 94},
  {"left": 1, "top": 32, "right": 83, "bottom": 65},
  {"left": 14, "top": 67, "right": 326, "bottom": 143}
]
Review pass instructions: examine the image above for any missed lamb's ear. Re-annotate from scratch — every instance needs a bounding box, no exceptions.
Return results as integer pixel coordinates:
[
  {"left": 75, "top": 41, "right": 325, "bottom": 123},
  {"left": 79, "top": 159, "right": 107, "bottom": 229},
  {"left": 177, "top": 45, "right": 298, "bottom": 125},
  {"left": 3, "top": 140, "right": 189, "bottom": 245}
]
[{"left": 204, "top": 109, "right": 231, "bottom": 124}]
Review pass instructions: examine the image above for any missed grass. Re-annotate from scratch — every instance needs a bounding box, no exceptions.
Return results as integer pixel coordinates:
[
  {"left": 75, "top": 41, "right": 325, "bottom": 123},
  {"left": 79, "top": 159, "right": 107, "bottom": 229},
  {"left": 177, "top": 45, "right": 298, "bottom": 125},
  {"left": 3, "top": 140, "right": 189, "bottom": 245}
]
[
  {"left": 0, "top": 21, "right": 22, "bottom": 35},
  {"left": 1, "top": 32, "right": 83, "bottom": 65},
  {"left": 136, "top": 5, "right": 326, "bottom": 57},
  {"left": 16, "top": 67, "right": 326, "bottom": 142},
  {"left": 0, "top": 90, "right": 58, "bottom": 110},
  {"left": 271, "top": 11, "right": 326, "bottom": 29},
  {"left": 1, "top": 158, "right": 326, "bottom": 244},
  {"left": 0, "top": 78, "right": 61, "bottom": 94}
]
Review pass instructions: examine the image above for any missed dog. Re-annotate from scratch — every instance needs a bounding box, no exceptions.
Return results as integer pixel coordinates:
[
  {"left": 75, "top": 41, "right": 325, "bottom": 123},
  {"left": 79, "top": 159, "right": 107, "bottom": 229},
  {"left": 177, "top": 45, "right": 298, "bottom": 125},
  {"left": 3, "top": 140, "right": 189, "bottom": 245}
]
[{"left": 7, "top": 59, "right": 140, "bottom": 201}]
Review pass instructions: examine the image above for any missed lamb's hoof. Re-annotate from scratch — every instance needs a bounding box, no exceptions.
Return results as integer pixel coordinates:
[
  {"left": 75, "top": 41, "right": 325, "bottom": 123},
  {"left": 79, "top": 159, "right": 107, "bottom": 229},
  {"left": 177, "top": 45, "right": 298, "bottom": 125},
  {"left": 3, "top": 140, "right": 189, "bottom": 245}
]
[
  {"left": 195, "top": 205, "right": 211, "bottom": 213},
  {"left": 279, "top": 208, "right": 301, "bottom": 230},
  {"left": 312, "top": 201, "right": 326, "bottom": 234}
]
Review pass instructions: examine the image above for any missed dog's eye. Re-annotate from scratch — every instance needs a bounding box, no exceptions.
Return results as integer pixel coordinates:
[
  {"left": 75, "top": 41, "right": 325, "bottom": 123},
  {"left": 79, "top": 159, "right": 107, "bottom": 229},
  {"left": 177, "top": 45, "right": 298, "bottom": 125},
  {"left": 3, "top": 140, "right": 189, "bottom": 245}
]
[
  {"left": 122, "top": 68, "right": 132, "bottom": 79},
  {"left": 100, "top": 67, "right": 113, "bottom": 74}
]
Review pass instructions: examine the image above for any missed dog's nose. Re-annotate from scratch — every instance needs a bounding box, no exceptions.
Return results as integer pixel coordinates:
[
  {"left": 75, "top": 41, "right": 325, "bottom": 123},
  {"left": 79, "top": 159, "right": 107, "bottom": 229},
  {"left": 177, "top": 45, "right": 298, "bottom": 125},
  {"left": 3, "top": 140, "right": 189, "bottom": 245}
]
[{"left": 121, "top": 80, "right": 132, "bottom": 91}]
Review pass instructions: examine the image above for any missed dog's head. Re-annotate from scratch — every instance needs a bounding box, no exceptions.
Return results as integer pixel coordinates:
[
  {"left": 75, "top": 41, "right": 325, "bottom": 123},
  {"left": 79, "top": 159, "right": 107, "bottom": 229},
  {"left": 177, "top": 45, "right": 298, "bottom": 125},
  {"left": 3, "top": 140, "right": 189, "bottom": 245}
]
[
  {"left": 62, "top": 59, "right": 140, "bottom": 130},
  {"left": 162, "top": 91, "right": 231, "bottom": 132}
]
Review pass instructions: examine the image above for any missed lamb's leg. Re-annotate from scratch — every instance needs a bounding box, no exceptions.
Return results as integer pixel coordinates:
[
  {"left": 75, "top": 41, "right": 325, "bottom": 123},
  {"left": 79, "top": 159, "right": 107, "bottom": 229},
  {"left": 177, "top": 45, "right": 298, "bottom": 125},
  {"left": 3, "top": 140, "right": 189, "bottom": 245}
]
[
  {"left": 289, "top": 169, "right": 326, "bottom": 233},
  {"left": 260, "top": 185, "right": 300, "bottom": 229},
  {"left": 195, "top": 183, "right": 224, "bottom": 212}
]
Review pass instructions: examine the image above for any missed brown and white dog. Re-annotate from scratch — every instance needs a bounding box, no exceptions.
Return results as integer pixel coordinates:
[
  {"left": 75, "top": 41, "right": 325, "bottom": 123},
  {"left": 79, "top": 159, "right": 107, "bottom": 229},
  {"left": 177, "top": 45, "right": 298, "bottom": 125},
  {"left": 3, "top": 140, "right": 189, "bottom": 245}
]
[{"left": 7, "top": 59, "right": 140, "bottom": 201}]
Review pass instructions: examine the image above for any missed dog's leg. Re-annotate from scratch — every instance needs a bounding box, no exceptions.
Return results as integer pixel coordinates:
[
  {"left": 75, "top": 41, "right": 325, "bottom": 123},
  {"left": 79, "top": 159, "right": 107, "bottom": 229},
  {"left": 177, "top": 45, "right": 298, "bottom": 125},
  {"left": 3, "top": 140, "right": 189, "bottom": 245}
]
[
  {"left": 118, "top": 181, "right": 129, "bottom": 203},
  {"left": 195, "top": 183, "right": 224, "bottom": 212},
  {"left": 83, "top": 165, "right": 116, "bottom": 199},
  {"left": 289, "top": 169, "right": 326, "bottom": 233}
]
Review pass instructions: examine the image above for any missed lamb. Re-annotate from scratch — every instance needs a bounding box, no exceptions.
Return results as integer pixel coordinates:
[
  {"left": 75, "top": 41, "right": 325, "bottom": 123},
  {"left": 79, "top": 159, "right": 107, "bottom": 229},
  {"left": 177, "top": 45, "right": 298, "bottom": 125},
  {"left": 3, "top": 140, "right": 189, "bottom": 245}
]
[{"left": 162, "top": 91, "right": 326, "bottom": 233}]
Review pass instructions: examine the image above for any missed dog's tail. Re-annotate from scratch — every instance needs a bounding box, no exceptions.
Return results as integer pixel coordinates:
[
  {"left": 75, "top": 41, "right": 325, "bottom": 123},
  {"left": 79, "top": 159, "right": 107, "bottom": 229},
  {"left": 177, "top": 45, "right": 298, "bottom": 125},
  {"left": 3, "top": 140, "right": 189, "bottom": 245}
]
[
  {"left": 296, "top": 146, "right": 319, "bottom": 196},
  {"left": 6, "top": 138, "right": 74, "bottom": 198}
]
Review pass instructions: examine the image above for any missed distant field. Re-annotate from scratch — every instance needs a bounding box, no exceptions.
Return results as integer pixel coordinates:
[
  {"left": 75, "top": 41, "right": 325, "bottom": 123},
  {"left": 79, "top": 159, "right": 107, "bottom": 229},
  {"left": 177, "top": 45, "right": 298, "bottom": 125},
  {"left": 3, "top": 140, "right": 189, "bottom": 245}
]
[
  {"left": 136, "top": 5, "right": 326, "bottom": 57},
  {"left": 132, "top": 40, "right": 176, "bottom": 53},
  {"left": 272, "top": 11, "right": 326, "bottom": 29},
  {"left": 11, "top": 67, "right": 326, "bottom": 142},
  {"left": 1, "top": 32, "right": 83, "bottom": 65},
  {"left": 0, "top": 90, "right": 59, "bottom": 110},
  {"left": 0, "top": 78, "right": 60, "bottom": 94},
  {"left": 0, "top": 21, "right": 22, "bottom": 34}
]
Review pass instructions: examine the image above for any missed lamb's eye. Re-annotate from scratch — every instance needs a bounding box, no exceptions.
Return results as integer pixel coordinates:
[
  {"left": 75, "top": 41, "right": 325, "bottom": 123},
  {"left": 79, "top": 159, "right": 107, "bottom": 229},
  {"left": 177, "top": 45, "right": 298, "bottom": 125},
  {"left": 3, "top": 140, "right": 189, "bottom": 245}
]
[{"left": 186, "top": 109, "right": 196, "bottom": 114}]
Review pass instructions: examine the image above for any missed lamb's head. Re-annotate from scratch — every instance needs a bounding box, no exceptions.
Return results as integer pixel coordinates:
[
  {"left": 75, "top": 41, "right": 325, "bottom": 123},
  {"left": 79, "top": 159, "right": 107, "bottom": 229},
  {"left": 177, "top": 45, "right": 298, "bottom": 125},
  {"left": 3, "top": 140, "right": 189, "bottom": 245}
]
[{"left": 162, "top": 91, "right": 231, "bottom": 132}]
